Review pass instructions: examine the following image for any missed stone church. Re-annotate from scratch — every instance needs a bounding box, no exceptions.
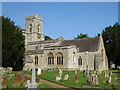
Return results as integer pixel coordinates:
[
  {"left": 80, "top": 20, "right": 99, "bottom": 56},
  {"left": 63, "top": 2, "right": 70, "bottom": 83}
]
[{"left": 23, "top": 14, "right": 108, "bottom": 70}]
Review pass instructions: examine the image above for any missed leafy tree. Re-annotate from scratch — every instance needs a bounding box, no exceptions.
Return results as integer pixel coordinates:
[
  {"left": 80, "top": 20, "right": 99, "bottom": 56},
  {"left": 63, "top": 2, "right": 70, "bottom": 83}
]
[
  {"left": 74, "top": 33, "right": 89, "bottom": 39},
  {"left": 2, "top": 16, "right": 25, "bottom": 70},
  {"left": 102, "top": 23, "right": 120, "bottom": 69},
  {"left": 45, "top": 35, "right": 52, "bottom": 40}
]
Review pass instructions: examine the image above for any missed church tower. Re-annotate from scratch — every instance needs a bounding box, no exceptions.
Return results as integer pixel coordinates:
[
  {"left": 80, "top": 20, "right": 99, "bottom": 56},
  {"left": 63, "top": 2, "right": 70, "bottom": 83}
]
[{"left": 25, "top": 14, "right": 44, "bottom": 45}]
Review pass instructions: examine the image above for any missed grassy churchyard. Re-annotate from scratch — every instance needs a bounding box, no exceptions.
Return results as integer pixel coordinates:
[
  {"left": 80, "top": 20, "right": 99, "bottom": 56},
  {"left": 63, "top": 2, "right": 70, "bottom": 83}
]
[
  {"left": 1, "top": 69, "right": 120, "bottom": 89},
  {"left": 25, "top": 69, "right": 120, "bottom": 89}
]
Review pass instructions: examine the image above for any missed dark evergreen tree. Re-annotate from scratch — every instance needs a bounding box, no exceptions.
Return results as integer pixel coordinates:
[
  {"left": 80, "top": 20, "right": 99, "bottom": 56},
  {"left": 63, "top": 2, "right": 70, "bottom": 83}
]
[
  {"left": 45, "top": 35, "right": 52, "bottom": 40},
  {"left": 102, "top": 23, "right": 120, "bottom": 69},
  {"left": 2, "top": 16, "right": 25, "bottom": 70},
  {"left": 74, "top": 33, "right": 89, "bottom": 39}
]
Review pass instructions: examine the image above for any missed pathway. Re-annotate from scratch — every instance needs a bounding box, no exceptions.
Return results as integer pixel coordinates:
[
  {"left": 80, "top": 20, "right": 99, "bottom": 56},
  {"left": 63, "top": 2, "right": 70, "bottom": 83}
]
[{"left": 24, "top": 73, "right": 76, "bottom": 90}]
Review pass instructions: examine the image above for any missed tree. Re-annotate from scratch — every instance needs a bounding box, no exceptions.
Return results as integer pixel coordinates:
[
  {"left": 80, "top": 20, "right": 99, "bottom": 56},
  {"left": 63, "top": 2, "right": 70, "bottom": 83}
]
[
  {"left": 74, "top": 33, "right": 89, "bottom": 39},
  {"left": 102, "top": 23, "right": 120, "bottom": 69},
  {"left": 2, "top": 16, "right": 25, "bottom": 70},
  {"left": 45, "top": 35, "right": 52, "bottom": 40}
]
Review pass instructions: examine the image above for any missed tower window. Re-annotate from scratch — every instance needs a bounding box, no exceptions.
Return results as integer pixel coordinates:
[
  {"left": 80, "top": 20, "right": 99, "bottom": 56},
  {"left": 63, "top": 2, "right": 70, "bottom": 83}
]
[
  {"left": 30, "top": 24, "right": 32, "bottom": 32},
  {"left": 37, "top": 25, "right": 40, "bottom": 32}
]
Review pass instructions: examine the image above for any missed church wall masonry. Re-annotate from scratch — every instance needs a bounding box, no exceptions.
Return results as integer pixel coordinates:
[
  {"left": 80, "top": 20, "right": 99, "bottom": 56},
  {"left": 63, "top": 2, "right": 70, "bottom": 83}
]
[{"left": 23, "top": 14, "right": 108, "bottom": 71}]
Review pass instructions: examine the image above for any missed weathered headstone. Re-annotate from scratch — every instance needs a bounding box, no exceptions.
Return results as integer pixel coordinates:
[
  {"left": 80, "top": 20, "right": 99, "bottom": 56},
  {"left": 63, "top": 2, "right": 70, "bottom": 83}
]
[
  {"left": 64, "top": 74, "right": 69, "bottom": 80},
  {"left": 92, "top": 74, "right": 95, "bottom": 85},
  {"left": 59, "top": 69, "right": 63, "bottom": 77},
  {"left": 37, "top": 68, "right": 41, "bottom": 75},
  {"left": 74, "top": 71, "right": 79, "bottom": 83},
  {"left": 13, "top": 74, "right": 23, "bottom": 86},
  {"left": 75, "top": 71, "right": 77, "bottom": 75},
  {"left": 104, "top": 71, "right": 107, "bottom": 77},
  {"left": 108, "top": 76, "right": 111, "bottom": 83},
  {"left": 95, "top": 75, "right": 99, "bottom": 85},
  {"left": 88, "top": 73, "right": 92, "bottom": 85},
  {"left": 56, "top": 74, "right": 61, "bottom": 81}
]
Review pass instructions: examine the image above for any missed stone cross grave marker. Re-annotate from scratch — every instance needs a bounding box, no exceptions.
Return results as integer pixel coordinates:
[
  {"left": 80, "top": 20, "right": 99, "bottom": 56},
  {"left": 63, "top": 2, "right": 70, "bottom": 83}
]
[
  {"left": 26, "top": 66, "right": 38, "bottom": 88},
  {"left": 37, "top": 68, "right": 41, "bottom": 75}
]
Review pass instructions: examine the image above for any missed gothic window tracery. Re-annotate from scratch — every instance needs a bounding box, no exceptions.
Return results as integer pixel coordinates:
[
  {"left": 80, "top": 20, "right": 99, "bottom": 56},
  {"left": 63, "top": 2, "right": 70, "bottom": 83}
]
[
  {"left": 47, "top": 52, "right": 54, "bottom": 65},
  {"left": 56, "top": 52, "right": 63, "bottom": 65}
]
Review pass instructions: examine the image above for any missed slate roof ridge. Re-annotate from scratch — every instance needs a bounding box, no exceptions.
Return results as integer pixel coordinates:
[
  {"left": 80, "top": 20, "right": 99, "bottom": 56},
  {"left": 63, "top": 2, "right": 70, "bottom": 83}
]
[{"left": 63, "top": 36, "right": 100, "bottom": 41}]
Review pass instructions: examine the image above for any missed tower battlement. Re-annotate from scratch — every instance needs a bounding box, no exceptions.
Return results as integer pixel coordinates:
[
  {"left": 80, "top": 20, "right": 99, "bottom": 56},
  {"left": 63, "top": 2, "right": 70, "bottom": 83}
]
[{"left": 26, "top": 14, "right": 43, "bottom": 21}]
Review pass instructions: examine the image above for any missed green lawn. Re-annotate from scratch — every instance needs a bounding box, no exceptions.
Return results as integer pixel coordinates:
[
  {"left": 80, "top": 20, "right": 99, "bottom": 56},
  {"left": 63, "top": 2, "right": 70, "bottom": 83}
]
[
  {"left": 24, "top": 70, "right": 119, "bottom": 88},
  {"left": 2, "top": 72, "right": 53, "bottom": 88}
]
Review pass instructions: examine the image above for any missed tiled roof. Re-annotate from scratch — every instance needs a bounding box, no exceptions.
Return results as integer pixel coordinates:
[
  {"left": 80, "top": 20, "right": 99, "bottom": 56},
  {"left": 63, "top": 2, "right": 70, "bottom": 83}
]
[{"left": 60, "top": 36, "right": 100, "bottom": 52}]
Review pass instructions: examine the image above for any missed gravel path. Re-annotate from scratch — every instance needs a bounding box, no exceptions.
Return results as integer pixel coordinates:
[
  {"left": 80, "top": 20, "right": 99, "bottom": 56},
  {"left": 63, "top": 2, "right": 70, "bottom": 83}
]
[{"left": 24, "top": 73, "right": 76, "bottom": 90}]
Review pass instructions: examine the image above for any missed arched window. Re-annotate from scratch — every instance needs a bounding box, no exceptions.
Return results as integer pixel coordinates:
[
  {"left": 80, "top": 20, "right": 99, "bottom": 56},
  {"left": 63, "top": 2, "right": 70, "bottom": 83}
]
[
  {"left": 35, "top": 55, "right": 38, "bottom": 65},
  {"left": 78, "top": 56, "right": 82, "bottom": 66},
  {"left": 29, "top": 24, "right": 32, "bottom": 32},
  {"left": 73, "top": 52, "right": 75, "bottom": 62},
  {"left": 56, "top": 52, "right": 63, "bottom": 65},
  {"left": 47, "top": 53, "right": 54, "bottom": 65}
]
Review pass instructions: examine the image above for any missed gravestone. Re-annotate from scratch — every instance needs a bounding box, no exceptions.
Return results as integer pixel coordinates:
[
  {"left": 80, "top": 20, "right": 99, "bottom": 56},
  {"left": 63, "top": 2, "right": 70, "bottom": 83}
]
[
  {"left": 74, "top": 71, "right": 79, "bottom": 83},
  {"left": 59, "top": 69, "right": 63, "bottom": 77},
  {"left": 92, "top": 74, "right": 95, "bottom": 85},
  {"left": 41, "top": 68, "right": 44, "bottom": 74},
  {"left": 56, "top": 74, "right": 61, "bottom": 81},
  {"left": 26, "top": 66, "right": 38, "bottom": 88},
  {"left": 88, "top": 73, "right": 92, "bottom": 85},
  {"left": 13, "top": 74, "right": 23, "bottom": 86},
  {"left": 95, "top": 75, "right": 99, "bottom": 85},
  {"left": 25, "top": 80, "right": 30, "bottom": 88},
  {"left": 2, "top": 76, "right": 8, "bottom": 88},
  {"left": 64, "top": 74, "right": 69, "bottom": 80},
  {"left": 104, "top": 71, "right": 107, "bottom": 77},
  {"left": 37, "top": 68, "right": 41, "bottom": 75},
  {"left": 108, "top": 76, "right": 111, "bottom": 83},
  {"left": 75, "top": 71, "right": 77, "bottom": 75}
]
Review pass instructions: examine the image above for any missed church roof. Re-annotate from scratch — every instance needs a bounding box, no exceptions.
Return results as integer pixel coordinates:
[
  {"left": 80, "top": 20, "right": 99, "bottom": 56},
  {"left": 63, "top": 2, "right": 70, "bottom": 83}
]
[{"left": 60, "top": 36, "right": 100, "bottom": 52}]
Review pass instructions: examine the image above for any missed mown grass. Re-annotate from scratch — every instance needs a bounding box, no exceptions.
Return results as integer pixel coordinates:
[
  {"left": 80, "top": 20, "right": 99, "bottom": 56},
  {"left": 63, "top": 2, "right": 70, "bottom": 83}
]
[
  {"left": 2, "top": 72, "right": 54, "bottom": 88},
  {"left": 24, "top": 70, "right": 119, "bottom": 88}
]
